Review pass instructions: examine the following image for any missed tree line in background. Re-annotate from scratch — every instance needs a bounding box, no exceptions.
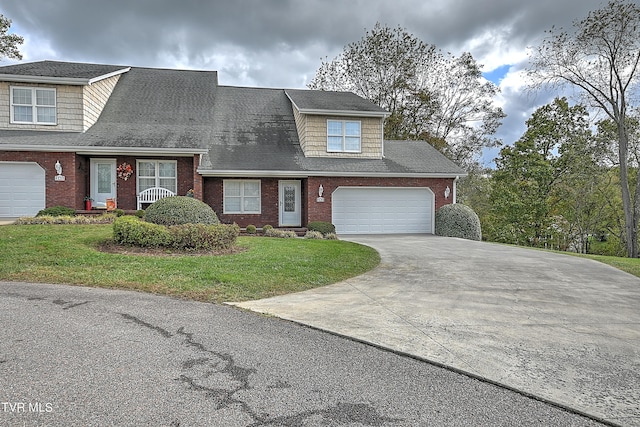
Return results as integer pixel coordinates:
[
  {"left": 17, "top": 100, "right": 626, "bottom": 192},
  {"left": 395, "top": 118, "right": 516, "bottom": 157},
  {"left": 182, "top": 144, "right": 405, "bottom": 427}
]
[
  {"left": 311, "top": 0, "right": 640, "bottom": 257},
  {"left": 462, "top": 0, "right": 640, "bottom": 257},
  {"left": 308, "top": 22, "right": 505, "bottom": 169},
  {"left": 459, "top": 97, "right": 639, "bottom": 257}
]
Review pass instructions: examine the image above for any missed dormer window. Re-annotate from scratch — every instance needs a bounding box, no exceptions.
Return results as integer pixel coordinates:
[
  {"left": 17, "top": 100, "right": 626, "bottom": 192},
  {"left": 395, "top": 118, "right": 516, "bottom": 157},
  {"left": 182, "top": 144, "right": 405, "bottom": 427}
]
[
  {"left": 10, "top": 86, "right": 56, "bottom": 125},
  {"left": 327, "top": 120, "right": 361, "bottom": 153}
]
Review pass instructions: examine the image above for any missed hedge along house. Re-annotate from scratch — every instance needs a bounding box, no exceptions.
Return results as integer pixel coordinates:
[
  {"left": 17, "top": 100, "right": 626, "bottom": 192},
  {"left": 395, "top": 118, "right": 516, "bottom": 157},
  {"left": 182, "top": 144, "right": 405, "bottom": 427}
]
[{"left": 0, "top": 61, "right": 466, "bottom": 234}]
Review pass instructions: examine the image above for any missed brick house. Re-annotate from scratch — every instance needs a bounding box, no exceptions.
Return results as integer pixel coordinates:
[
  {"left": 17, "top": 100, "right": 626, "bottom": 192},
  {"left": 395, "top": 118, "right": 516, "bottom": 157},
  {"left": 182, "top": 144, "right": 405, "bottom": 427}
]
[{"left": 0, "top": 61, "right": 466, "bottom": 234}]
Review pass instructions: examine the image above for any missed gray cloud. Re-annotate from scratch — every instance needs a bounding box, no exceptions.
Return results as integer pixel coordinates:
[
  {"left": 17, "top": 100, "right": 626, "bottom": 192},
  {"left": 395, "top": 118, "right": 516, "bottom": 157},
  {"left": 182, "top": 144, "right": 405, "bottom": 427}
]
[{"left": 0, "top": 0, "right": 610, "bottom": 164}]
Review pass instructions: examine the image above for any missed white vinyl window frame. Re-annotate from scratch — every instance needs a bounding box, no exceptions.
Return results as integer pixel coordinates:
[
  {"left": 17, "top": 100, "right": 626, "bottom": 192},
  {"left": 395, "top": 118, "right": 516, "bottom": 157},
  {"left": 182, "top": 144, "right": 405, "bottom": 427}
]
[
  {"left": 136, "top": 160, "right": 178, "bottom": 194},
  {"left": 10, "top": 86, "right": 57, "bottom": 125},
  {"left": 223, "top": 179, "right": 262, "bottom": 214},
  {"left": 327, "top": 119, "right": 361, "bottom": 153}
]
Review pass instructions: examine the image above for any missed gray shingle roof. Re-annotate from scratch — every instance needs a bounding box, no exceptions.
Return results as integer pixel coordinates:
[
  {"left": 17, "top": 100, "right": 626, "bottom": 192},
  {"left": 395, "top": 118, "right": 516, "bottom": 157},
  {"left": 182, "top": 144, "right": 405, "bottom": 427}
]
[
  {"left": 206, "top": 86, "right": 303, "bottom": 171},
  {"left": 285, "top": 89, "right": 388, "bottom": 116},
  {"left": 0, "top": 61, "right": 464, "bottom": 176},
  {"left": 201, "top": 86, "right": 463, "bottom": 176},
  {"left": 0, "top": 60, "right": 128, "bottom": 80},
  {"left": 85, "top": 67, "right": 217, "bottom": 150},
  {"left": 295, "top": 141, "right": 466, "bottom": 175},
  {"left": 0, "top": 66, "right": 218, "bottom": 152}
]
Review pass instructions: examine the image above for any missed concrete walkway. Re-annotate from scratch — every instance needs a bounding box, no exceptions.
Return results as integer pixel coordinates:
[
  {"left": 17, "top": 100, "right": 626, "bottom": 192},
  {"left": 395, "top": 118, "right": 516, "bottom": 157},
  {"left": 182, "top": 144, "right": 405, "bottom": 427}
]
[{"left": 234, "top": 235, "right": 640, "bottom": 426}]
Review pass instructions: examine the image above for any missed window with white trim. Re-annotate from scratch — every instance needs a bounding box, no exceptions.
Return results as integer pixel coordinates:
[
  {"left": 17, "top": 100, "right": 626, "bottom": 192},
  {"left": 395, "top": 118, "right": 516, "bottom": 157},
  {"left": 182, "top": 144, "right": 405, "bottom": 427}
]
[
  {"left": 136, "top": 160, "right": 177, "bottom": 194},
  {"left": 10, "top": 86, "right": 57, "bottom": 125},
  {"left": 224, "top": 180, "right": 261, "bottom": 214},
  {"left": 327, "top": 120, "right": 361, "bottom": 152}
]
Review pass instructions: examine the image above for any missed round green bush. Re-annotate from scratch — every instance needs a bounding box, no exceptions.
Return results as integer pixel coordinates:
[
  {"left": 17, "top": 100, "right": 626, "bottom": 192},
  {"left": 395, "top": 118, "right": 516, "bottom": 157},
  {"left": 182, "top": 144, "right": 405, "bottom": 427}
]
[
  {"left": 435, "top": 203, "right": 482, "bottom": 241},
  {"left": 144, "top": 196, "right": 219, "bottom": 226},
  {"left": 246, "top": 224, "right": 257, "bottom": 234}
]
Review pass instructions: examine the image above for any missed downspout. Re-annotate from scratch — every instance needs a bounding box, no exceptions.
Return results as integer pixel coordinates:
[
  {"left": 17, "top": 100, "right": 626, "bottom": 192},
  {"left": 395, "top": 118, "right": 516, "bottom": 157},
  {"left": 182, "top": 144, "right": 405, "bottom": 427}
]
[
  {"left": 453, "top": 176, "right": 459, "bottom": 204},
  {"left": 380, "top": 119, "right": 385, "bottom": 158}
]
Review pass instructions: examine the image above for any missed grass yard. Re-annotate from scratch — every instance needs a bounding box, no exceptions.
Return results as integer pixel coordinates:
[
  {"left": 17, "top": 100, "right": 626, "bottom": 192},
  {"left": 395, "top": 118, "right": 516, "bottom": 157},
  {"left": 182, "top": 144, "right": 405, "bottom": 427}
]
[
  {"left": 0, "top": 224, "right": 380, "bottom": 303},
  {"left": 575, "top": 253, "right": 640, "bottom": 278}
]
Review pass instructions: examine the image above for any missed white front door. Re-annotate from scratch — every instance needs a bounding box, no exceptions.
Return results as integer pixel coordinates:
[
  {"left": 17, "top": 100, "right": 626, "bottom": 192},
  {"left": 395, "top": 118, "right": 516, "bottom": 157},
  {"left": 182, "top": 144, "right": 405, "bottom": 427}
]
[
  {"left": 90, "top": 159, "right": 117, "bottom": 209},
  {"left": 279, "top": 180, "right": 301, "bottom": 227}
]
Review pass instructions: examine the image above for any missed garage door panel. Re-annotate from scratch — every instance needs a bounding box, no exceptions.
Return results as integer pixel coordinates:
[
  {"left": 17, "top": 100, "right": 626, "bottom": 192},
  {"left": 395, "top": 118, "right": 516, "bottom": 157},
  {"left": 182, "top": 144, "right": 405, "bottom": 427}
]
[
  {"left": 332, "top": 187, "right": 433, "bottom": 234},
  {"left": 0, "top": 163, "right": 46, "bottom": 217}
]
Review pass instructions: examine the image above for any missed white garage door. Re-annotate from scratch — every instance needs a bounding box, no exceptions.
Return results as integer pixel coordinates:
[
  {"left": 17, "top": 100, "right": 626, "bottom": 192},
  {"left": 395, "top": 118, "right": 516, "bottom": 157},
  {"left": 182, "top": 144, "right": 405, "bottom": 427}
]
[
  {"left": 332, "top": 187, "right": 434, "bottom": 234},
  {"left": 0, "top": 162, "right": 46, "bottom": 217}
]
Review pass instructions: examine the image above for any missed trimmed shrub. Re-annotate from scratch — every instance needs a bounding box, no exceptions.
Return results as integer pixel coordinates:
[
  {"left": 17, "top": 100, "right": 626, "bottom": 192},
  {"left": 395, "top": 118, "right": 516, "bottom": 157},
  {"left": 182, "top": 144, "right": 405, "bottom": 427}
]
[
  {"left": 304, "top": 230, "right": 324, "bottom": 239},
  {"left": 245, "top": 224, "right": 257, "bottom": 234},
  {"left": 308, "top": 221, "right": 336, "bottom": 236},
  {"left": 435, "top": 203, "right": 482, "bottom": 241},
  {"left": 262, "top": 224, "right": 273, "bottom": 233},
  {"left": 264, "top": 228, "right": 298, "bottom": 238},
  {"left": 144, "top": 196, "right": 219, "bottom": 226},
  {"left": 168, "top": 223, "right": 240, "bottom": 250},
  {"left": 16, "top": 214, "right": 117, "bottom": 225},
  {"left": 113, "top": 216, "right": 171, "bottom": 247},
  {"left": 113, "top": 216, "right": 239, "bottom": 250},
  {"left": 134, "top": 210, "right": 146, "bottom": 218},
  {"left": 36, "top": 206, "right": 75, "bottom": 217}
]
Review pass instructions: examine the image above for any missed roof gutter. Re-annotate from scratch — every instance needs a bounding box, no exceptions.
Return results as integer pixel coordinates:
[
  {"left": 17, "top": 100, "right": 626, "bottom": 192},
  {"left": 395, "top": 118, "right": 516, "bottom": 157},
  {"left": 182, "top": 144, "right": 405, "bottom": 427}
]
[
  {"left": 0, "top": 144, "right": 207, "bottom": 156},
  {"left": 197, "top": 169, "right": 467, "bottom": 179},
  {"left": 0, "top": 67, "right": 131, "bottom": 86},
  {"left": 293, "top": 108, "right": 389, "bottom": 118}
]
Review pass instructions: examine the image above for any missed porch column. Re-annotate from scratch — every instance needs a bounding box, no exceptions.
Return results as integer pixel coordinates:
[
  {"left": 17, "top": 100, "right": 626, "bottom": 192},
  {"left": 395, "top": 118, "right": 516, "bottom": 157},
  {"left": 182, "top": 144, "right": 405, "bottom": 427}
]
[{"left": 193, "top": 154, "right": 204, "bottom": 200}]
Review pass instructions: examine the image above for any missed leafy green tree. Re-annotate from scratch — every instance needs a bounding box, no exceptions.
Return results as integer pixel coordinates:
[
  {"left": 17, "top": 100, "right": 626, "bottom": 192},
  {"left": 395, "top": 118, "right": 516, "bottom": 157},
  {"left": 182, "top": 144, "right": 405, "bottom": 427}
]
[
  {"left": 589, "top": 116, "right": 640, "bottom": 254},
  {"left": 489, "top": 98, "right": 597, "bottom": 247},
  {"left": 528, "top": 0, "right": 640, "bottom": 257},
  {"left": 456, "top": 166, "right": 494, "bottom": 239},
  {"left": 0, "top": 14, "right": 23, "bottom": 61},
  {"left": 309, "top": 23, "right": 504, "bottom": 168}
]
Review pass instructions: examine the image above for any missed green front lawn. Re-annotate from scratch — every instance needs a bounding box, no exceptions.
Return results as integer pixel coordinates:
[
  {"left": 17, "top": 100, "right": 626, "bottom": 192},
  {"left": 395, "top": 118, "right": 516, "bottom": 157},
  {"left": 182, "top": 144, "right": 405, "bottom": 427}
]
[
  {"left": 0, "top": 224, "right": 380, "bottom": 302},
  {"left": 575, "top": 253, "right": 640, "bottom": 278}
]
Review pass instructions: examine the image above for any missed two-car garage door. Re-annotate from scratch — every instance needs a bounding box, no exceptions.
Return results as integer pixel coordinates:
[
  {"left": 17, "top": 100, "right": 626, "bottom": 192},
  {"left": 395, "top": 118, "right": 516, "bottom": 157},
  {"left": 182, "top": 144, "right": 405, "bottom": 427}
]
[
  {"left": 332, "top": 187, "right": 434, "bottom": 234},
  {"left": 0, "top": 162, "right": 46, "bottom": 217}
]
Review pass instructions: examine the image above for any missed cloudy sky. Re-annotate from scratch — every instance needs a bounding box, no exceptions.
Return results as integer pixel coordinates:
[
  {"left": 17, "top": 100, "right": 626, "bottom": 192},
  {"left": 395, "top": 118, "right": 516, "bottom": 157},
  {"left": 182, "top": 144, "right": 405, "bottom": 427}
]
[{"left": 0, "top": 0, "right": 608, "bottom": 165}]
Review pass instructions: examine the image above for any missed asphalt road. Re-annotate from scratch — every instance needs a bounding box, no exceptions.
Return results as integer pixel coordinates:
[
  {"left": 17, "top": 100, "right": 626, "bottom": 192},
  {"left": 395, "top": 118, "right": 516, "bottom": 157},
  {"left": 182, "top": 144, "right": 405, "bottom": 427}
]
[{"left": 0, "top": 281, "right": 606, "bottom": 426}]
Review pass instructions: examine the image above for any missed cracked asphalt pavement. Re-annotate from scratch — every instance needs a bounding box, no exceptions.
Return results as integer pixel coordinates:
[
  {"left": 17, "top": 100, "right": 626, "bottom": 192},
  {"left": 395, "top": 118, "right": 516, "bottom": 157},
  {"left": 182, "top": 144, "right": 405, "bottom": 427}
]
[{"left": 0, "top": 281, "right": 607, "bottom": 426}]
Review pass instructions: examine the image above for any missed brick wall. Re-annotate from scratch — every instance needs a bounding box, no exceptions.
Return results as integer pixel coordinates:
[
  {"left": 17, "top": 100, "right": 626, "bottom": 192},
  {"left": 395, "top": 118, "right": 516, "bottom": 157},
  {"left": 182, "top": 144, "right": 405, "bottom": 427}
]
[
  {"left": 204, "top": 177, "right": 280, "bottom": 227},
  {"left": 202, "top": 175, "right": 455, "bottom": 228},
  {"left": 193, "top": 155, "right": 203, "bottom": 200},
  {"left": 0, "top": 152, "right": 195, "bottom": 211},
  {"left": 0, "top": 151, "right": 80, "bottom": 208},
  {"left": 117, "top": 156, "right": 194, "bottom": 210},
  {"left": 305, "top": 176, "right": 456, "bottom": 224}
]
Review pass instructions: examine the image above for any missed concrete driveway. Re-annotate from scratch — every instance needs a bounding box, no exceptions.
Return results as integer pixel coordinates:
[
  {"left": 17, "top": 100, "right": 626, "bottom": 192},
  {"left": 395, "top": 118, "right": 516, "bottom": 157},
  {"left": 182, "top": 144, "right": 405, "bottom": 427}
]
[{"left": 235, "top": 235, "right": 640, "bottom": 427}]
